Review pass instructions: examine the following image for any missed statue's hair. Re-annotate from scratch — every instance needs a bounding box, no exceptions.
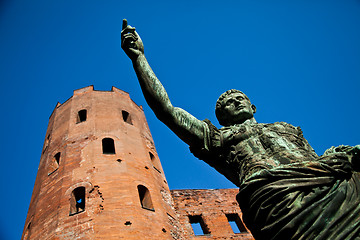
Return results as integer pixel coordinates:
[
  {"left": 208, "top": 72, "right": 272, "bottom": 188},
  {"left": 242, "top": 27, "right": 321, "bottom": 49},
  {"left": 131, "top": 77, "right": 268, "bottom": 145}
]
[{"left": 215, "top": 89, "right": 250, "bottom": 126}]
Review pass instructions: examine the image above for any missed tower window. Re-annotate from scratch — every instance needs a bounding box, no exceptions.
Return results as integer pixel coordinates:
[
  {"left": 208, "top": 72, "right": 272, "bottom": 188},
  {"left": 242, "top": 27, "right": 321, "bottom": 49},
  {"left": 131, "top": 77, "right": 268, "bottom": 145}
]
[
  {"left": 226, "top": 213, "right": 247, "bottom": 234},
  {"left": 189, "top": 215, "right": 210, "bottom": 236},
  {"left": 43, "top": 134, "right": 50, "bottom": 153},
  {"left": 102, "top": 138, "right": 115, "bottom": 154},
  {"left": 48, "top": 152, "right": 61, "bottom": 175},
  {"left": 122, "top": 110, "right": 132, "bottom": 125},
  {"left": 149, "top": 152, "right": 161, "bottom": 173},
  {"left": 70, "top": 187, "right": 85, "bottom": 215},
  {"left": 137, "top": 185, "right": 154, "bottom": 211},
  {"left": 77, "top": 109, "right": 87, "bottom": 123},
  {"left": 23, "top": 222, "right": 31, "bottom": 240},
  {"left": 149, "top": 152, "right": 155, "bottom": 161}
]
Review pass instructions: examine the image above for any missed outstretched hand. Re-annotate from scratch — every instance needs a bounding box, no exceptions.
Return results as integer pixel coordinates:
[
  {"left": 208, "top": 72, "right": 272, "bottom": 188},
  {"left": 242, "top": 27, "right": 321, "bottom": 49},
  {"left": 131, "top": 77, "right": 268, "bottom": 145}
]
[{"left": 121, "top": 19, "right": 144, "bottom": 61}]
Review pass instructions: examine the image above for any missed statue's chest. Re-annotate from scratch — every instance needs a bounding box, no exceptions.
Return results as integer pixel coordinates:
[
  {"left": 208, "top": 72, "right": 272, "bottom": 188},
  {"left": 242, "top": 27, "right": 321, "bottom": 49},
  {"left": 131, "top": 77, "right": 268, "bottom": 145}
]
[
  {"left": 221, "top": 123, "right": 307, "bottom": 162},
  {"left": 221, "top": 124, "right": 266, "bottom": 159}
]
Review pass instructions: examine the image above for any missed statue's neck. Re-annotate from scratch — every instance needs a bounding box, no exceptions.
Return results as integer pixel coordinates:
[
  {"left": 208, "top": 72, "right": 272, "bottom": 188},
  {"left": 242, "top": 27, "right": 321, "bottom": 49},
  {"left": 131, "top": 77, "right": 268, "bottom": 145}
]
[
  {"left": 243, "top": 117, "right": 257, "bottom": 125},
  {"left": 226, "top": 118, "right": 257, "bottom": 129},
  {"left": 223, "top": 117, "right": 257, "bottom": 127}
]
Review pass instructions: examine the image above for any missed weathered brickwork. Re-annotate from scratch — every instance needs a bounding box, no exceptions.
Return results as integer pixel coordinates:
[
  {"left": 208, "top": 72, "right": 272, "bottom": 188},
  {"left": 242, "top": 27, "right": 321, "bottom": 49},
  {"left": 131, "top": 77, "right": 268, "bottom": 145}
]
[
  {"left": 23, "top": 86, "right": 255, "bottom": 239},
  {"left": 171, "top": 189, "right": 254, "bottom": 240},
  {"left": 22, "top": 86, "right": 180, "bottom": 239}
]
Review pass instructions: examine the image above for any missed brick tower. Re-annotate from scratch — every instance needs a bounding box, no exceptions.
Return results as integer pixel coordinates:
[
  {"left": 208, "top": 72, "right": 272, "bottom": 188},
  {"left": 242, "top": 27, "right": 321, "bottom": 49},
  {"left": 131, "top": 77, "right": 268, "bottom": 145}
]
[{"left": 22, "top": 86, "right": 181, "bottom": 239}]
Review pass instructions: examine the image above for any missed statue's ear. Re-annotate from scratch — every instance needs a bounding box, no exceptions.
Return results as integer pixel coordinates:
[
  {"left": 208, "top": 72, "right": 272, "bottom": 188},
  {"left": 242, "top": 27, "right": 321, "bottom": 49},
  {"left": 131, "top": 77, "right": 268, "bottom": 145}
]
[{"left": 252, "top": 104, "right": 257, "bottom": 114}]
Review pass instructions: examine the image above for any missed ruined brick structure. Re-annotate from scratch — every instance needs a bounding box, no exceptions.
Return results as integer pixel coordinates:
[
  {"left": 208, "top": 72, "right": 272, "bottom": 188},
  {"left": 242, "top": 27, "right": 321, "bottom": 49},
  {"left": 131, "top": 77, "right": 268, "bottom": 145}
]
[
  {"left": 22, "top": 86, "right": 254, "bottom": 239},
  {"left": 171, "top": 189, "right": 254, "bottom": 240}
]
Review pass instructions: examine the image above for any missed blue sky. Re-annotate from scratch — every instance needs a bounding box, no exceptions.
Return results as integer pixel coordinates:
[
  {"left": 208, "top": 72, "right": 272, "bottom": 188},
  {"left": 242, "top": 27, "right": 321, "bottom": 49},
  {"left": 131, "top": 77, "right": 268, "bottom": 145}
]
[{"left": 1, "top": 1, "right": 360, "bottom": 239}]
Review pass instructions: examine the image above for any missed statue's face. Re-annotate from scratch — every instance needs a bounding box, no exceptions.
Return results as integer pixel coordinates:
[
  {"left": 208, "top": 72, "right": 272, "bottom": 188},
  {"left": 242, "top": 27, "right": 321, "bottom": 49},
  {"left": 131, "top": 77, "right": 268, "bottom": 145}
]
[{"left": 221, "top": 92, "right": 256, "bottom": 125}]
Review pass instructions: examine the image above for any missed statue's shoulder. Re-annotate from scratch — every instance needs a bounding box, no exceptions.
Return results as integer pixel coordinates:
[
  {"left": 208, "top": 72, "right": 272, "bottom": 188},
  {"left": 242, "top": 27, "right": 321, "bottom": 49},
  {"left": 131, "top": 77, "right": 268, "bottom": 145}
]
[
  {"left": 259, "top": 122, "right": 308, "bottom": 141},
  {"left": 204, "top": 119, "right": 240, "bottom": 133},
  {"left": 204, "top": 119, "right": 220, "bottom": 133},
  {"left": 263, "top": 121, "right": 297, "bottom": 127},
  {"left": 263, "top": 121, "right": 302, "bottom": 131}
]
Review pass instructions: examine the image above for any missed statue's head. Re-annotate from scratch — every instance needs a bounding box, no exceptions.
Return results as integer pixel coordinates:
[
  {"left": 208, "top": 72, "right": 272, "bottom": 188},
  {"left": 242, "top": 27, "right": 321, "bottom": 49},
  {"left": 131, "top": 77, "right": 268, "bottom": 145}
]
[{"left": 215, "top": 89, "right": 256, "bottom": 126}]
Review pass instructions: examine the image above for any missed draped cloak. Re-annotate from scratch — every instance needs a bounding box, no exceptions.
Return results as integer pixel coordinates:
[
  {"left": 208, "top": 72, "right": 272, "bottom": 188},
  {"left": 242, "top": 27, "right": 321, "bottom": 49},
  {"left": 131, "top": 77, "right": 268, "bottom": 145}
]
[{"left": 190, "top": 120, "right": 360, "bottom": 240}]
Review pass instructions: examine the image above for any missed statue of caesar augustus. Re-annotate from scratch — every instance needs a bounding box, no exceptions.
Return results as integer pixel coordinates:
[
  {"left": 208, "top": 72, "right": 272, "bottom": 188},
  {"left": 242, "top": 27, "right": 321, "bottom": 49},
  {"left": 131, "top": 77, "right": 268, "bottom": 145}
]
[{"left": 121, "top": 19, "right": 360, "bottom": 240}]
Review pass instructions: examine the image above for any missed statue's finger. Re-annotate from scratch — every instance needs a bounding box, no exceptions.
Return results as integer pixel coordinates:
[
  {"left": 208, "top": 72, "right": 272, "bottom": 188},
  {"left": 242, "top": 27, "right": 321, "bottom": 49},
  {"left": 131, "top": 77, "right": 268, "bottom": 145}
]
[
  {"left": 122, "top": 34, "right": 138, "bottom": 47},
  {"left": 121, "top": 26, "right": 136, "bottom": 36},
  {"left": 122, "top": 19, "right": 128, "bottom": 30},
  {"left": 134, "top": 30, "right": 140, "bottom": 39},
  {"left": 123, "top": 33, "right": 138, "bottom": 41}
]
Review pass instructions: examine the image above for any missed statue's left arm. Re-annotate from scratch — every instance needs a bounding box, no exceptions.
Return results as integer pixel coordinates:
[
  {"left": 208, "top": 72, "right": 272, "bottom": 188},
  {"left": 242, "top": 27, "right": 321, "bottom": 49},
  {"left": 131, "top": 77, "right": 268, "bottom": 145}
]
[{"left": 324, "top": 145, "right": 360, "bottom": 171}]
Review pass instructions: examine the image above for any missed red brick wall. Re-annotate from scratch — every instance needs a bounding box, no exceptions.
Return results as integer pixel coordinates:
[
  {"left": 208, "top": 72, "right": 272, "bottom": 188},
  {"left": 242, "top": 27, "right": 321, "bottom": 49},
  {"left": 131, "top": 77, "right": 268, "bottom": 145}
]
[
  {"left": 171, "top": 189, "right": 254, "bottom": 240},
  {"left": 22, "top": 86, "right": 181, "bottom": 239}
]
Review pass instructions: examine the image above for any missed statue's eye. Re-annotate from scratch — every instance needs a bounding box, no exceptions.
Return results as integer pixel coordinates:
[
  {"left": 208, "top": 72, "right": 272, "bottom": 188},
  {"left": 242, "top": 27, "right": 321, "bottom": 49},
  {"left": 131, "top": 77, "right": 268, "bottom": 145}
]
[{"left": 226, "top": 100, "right": 233, "bottom": 106}]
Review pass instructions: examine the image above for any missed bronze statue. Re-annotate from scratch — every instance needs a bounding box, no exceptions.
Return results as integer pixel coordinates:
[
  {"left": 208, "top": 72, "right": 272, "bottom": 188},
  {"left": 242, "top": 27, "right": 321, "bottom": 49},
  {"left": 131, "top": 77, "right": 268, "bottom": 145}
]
[{"left": 121, "top": 19, "right": 360, "bottom": 240}]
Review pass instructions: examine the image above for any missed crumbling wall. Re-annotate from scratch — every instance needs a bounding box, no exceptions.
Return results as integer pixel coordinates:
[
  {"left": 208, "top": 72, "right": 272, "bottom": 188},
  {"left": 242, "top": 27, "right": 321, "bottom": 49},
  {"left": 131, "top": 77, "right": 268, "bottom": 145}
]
[{"left": 171, "top": 189, "right": 254, "bottom": 240}]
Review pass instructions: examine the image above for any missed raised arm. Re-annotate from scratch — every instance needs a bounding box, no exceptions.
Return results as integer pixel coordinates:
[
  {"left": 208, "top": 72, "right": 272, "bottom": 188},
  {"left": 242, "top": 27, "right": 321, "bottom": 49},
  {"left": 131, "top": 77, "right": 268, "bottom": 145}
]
[{"left": 121, "top": 19, "right": 205, "bottom": 147}]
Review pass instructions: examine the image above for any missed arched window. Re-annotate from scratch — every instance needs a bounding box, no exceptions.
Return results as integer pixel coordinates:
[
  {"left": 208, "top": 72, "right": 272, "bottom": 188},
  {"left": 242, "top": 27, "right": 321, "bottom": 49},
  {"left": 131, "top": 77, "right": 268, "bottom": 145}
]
[
  {"left": 149, "top": 152, "right": 161, "bottom": 174},
  {"left": 137, "top": 185, "right": 154, "bottom": 211},
  {"left": 149, "top": 152, "right": 155, "bottom": 161},
  {"left": 45, "top": 134, "right": 50, "bottom": 145},
  {"left": 43, "top": 134, "right": 51, "bottom": 153},
  {"left": 23, "top": 222, "right": 31, "bottom": 240},
  {"left": 48, "top": 152, "right": 61, "bottom": 175},
  {"left": 122, "top": 110, "right": 132, "bottom": 125},
  {"left": 69, "top": 187, "right": 85, "bottom": 215},
  {"left": 102, "top": 138, "right": 115, "bottom": 154},
  {"left": 77, "top": 109, "right": 87, "bottom": 123}
]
